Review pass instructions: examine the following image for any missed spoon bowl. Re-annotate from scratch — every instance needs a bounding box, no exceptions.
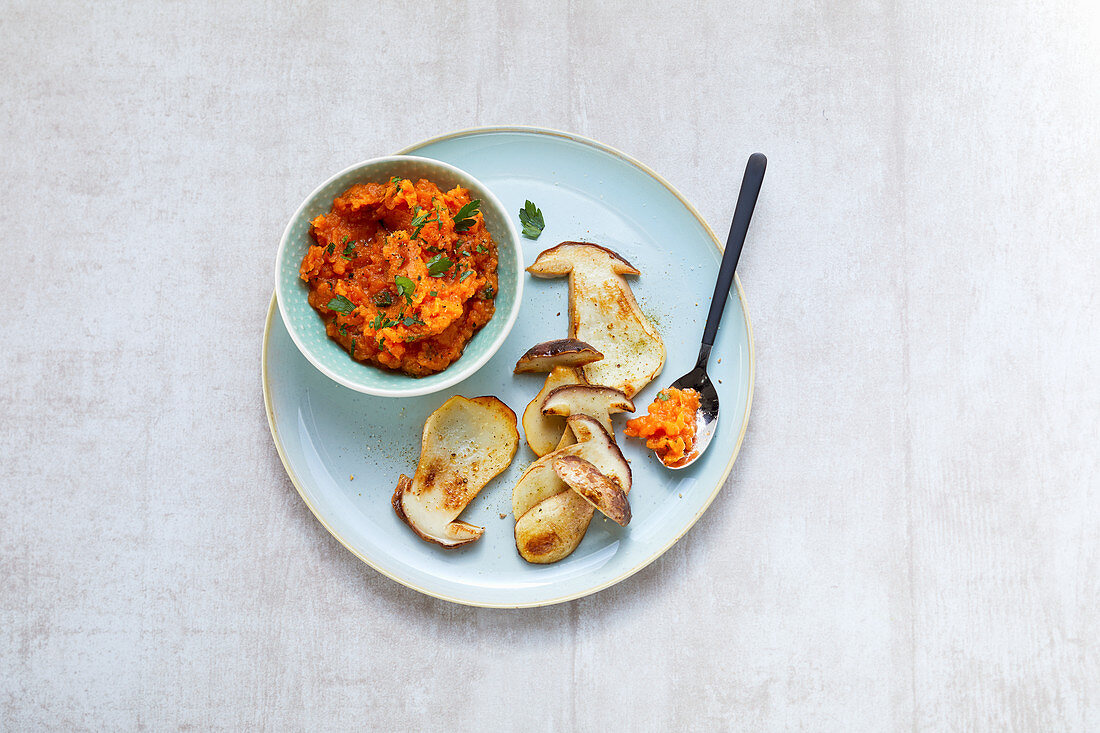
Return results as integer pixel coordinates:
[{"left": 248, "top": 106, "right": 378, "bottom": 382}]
[
  {"left": 664, "top": 359, "right": 720, "bottom": 468},
  {"left": 662, "top": 153, "right": 766, "bottom": 469}
]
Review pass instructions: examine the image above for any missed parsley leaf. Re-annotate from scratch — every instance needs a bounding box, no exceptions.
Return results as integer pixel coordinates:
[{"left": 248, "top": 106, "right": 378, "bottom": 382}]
[
  {"left": 426, "top": 253, "right": 453, "bottom": 277},
  {"left": 401, "top": 315, "right": 424, "bottom": 327},
  {"left": 371, "top": 313, "right": 383, "bottom": 330},
  {"left": 342, "top": 242, "right": 355, "bottom": 258},
  {"left": 519, "top": 200, "right": 545, "bottom": 239},
  {"left": 389, "top": 176, "right": 403, "bottom": 187},
  {"left": 325, "top": 243, "right": 335, "bottom": 255},
  {"left": 326, "top": 295, "right": 356, "bottom": 315},
  {"left": 452, "top": 199, "right": 481, "bottom": 232},
  {"left": 475, "top": 244, "right": 488, "bottom": 253},
  {"left": 459, "top": 270, "right": 474, "bottom": 282},
  {"left": 394, "top": 275, "right": 415, "bottom": 303}
]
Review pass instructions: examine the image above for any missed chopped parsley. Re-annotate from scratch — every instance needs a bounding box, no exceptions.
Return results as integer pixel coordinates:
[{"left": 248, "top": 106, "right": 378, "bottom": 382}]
[
  {"left": 410, "top": 210, "right": 431, "bottom": 239},
  {"left": 452, "top": 199, "right": 481, "bottom": 232},
  {"left": 429, "top": 290, "right": 438, "bottom": 297},
  {"left": 475, "top": 244, "right": 488, "bottom": 253},
  {"left": 373, "top": 290, "right": 393, "bottom": 307},
  {"left": 342, "top": 242, "right": 355, "bottom": 258},
  {"left": 325, "top": 243, "right": 335, "bottom": 255},
  {"left": 371, "top": 313, "right": 398, "bottom": 330},
  {"left": 481, "top": 285, "right": 495, "bottom": 299},
  {"left": 401, "top": 315, "right": 424, "bottom": 327},
  {"left": 326, "top": 295, "right": 356, "bottom": 315},
  {"left": 459, "top": 270, "right": 474, "bottom": 282},
  {"left": 519, "top": 200, "right": 545, "bottom": 239},
  {"left": 339, "top": 324, "right": 348, "bottom": 336},
  {"left": 426, "top": 253, "right": 453, "bottom": 277},
  {"left": 394, "top": 275, "right": 415, "bottom": 303},
  {"left": 657, "top": 391, "right": 670, "bottom": 401}
]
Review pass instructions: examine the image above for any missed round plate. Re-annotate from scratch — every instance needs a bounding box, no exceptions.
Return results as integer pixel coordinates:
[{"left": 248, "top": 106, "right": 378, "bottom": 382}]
[{"left": 263, "top": 127, "right": 754, "bottom": 607}]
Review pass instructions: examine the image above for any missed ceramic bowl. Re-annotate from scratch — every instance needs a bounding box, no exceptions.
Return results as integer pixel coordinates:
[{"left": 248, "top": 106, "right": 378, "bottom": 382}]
[{"left": 274, "top": 156, "right": 523, "bottom": 397}]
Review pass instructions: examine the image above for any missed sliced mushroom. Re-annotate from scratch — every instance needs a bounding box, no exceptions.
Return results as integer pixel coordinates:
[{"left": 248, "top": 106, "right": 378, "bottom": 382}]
[
  {"left": 552, "top": 455, "right": 631, "bottom": 526},
  {"left": 515, "top": 338, "right": 605, "bottom": 457},
  {"left": 514, "top": 339, "right": 604, "bottom": 374},
  {"left": 528, "top": 242, "right": 664, "bottom": 397},
  {"left": 523, "top": 366, "right": 585, "bottom": 456},
  {"left": 540, "top": 384, "right": 634, "bottom": 439},
  {"left": 513, "top": 415, "right": 632, "bottom": 563},
  {"left": 512, "top": 415, "right": 631, "bottom": 518},
  {"left": 392, "top": 395, "right": 519, "bottom": 548}
]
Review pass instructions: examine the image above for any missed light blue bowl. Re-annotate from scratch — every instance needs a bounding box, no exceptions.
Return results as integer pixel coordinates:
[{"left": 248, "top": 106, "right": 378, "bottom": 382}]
[{"left": 274, "top": 156, "right": 523, "bottom": 397}]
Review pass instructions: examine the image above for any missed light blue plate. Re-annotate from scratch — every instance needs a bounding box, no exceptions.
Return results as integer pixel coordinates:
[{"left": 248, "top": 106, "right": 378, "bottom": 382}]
[{"left": 263, "top": 127, "right": 755, "bottom": 607}]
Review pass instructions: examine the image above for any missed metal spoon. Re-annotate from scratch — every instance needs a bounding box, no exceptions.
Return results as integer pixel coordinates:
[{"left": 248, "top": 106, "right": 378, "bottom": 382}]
[{"left": 665, "top": 153, "right": 766, "bottom": 469}]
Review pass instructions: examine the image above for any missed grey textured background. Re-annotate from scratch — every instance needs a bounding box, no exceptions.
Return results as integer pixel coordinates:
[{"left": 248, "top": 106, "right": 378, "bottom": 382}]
[{"left": 2, "top": 1, "right": 1098, "bottom": 730}]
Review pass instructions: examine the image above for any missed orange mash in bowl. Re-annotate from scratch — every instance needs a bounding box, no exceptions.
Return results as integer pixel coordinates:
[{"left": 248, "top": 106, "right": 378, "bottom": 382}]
[
  {"left": 298, "top": 177, "right": 498, "bottom": 377},
  {"left": 624, "top": 387, "right": 701, "bottom": 466}
]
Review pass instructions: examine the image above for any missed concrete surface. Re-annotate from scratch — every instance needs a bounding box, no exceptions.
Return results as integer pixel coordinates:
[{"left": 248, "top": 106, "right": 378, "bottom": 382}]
[{"left": 2, "top": 0, "right": 1098, "bottom": 730}]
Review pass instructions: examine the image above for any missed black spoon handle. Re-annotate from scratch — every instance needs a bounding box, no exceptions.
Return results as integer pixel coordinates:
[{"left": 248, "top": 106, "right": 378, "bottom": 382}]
[{"left": 701, "top": 153, "right": 767, "bottom": 349}]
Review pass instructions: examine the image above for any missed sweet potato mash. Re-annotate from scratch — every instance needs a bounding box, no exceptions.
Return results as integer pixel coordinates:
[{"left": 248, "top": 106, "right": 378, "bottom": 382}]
[
  {"left": 624, "top": 387, "right": 701, "bottom": 466},
  {"left": 299, "top": 177, "right": 498, "bottom": 376}
]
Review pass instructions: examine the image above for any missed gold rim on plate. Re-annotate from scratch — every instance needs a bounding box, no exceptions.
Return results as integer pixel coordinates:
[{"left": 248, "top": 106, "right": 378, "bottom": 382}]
[{"left": 262, "top": 125, "right": 755, "bottom": 608}]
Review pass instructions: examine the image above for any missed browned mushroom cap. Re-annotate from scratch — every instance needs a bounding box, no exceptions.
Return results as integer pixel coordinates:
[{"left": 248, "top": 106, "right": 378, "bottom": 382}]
[
  {"left": 514, "top": 339, "right": 604, "bottom": 374},
  {"left": 527, "top": 241, "right": 641, "bottom": 277},
  {"left": 552, "top": 455, "right": 631, "bottom": 526}
]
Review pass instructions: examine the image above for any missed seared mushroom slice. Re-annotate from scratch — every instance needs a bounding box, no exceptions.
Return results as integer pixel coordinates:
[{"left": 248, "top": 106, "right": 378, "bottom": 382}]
[
  {"left": 524, "top": 366, "right": 584, "bottom": 456},
  {"left": 514, "top": 339, "right": 604, "bottom": 374},
  {"left": 528, "top": 242, "right": 665, "bottom": 397},
  {"left": 540, "top": 384, "right": 634, "bottom": 439},
  {"left": 513, "top": 415, "right": 632, "bottom": 563},
  {"left": 553, "top": 455, "right": 631, "bottom": 526},
  {"left": 392, "top": 396, "right": 519, "bottom": 548},
  {"left": 515, "top": 338, "right": 605, "bottom": 457}
]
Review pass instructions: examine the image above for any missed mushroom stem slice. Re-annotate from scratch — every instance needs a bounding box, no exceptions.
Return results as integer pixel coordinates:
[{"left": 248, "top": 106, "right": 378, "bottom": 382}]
[
  {"left": 392, "top": 396, "right": 519, "bottom": 548},
  {"left": 552, "top": 455, "right": 631, "bottom": 526}
]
